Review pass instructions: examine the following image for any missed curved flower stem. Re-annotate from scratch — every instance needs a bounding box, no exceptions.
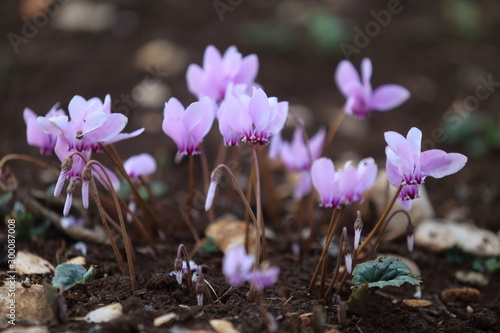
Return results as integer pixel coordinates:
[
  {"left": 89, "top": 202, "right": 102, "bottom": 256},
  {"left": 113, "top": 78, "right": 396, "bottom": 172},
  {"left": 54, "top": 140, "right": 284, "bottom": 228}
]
[
  {"left": 89, "top": 176, "right": 126, "bottom": 275},
  {"left": 211, "top": 164, "right": 261, "bottom": 266},
  {"left": 356, "top": 183, "right": 403, "bottom": 255},
  {"left": 373, "top": 209, "right": 411, "bottom": 251},
  {"left": 101, "top": 144, "right": 171, "bottom": 243},
  {"left": 88, "top": 160, "right": 137, "bottom": 292},
  {"left": 321, "top": 110, "right": 345, "bottom": 156},
  {"left": 0, "top": 154, "right": 59, "bottom": 175},
  {"left": 177, "top": 244, "right": 193, "bottom": 290},
  {"left": 250, "top": 144, "right": 268, "bottom": 262}
]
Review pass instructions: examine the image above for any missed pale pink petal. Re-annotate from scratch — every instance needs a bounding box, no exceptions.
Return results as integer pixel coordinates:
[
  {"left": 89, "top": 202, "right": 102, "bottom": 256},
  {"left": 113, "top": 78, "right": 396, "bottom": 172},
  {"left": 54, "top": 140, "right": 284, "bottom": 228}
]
[
  {"left": 420, "top": 150, "right": 467, "bottom": 179},
  {"left": 67, "top": 95, "right": 89, "bottom": 124},
  {"left": 385, "top": 153, "right": 403, "bottom": 187},
  {"left": 311, "top": 158, "right": 337, "bottom": 206},
  {"left": 248, "top": 89, "right": 270, "bottom": 131},
  {"left": 186, "top": 64, "right": 203, "bottom": 98},
  {"left": 222, "top": 46, "right": 242, "bottom": 78},
  {"left": 235, "top": 54, "right": 259, "bottom": 84},
  {"left": 369, "top": 84, "right": 410, "bottom": 111},
  {"left": 293, "top": 171, "right": 312, "bottom": 200},
  {"left": 85, "top": 113, "right": 127, "bottom": 143},
  {"left": 81, "top": 111, "right": 107, "bottom": 135},
  {"left": 203, "top": 45, "right": 222, "bottom": 70},
  {"left": 335, "top": 60, "right": 361, "bottom": 97},
  {"left": 268, "top": 133, "right": 282, "bottom": 161},
  {"left": 360, "top": 58, "right": 372, "bottom": 88},
  {"left": 193, "top": 97, "right": 215, "bottom": 140},
  {"left": 309, "top": 127, "right": 326, "bottom": 160},
  {"left": 406, "top": 127, "right": 422, "bottom": 167},
  {"left": 124, "top": 153, "right": 157, "bottom": 179},
  {"left": 37, "top": 115, "right": 69, "bottom": 136},
  {"left": 105, "top": 128, "right": 145, "bottom": 145},
  {"left": 94, "top": 165, "right": 120, "bottom": 191},
  {"left": 266, "top": 101, "right": 288, "bottom": 136},
  {"left": 183, "top": 102, "right": 203, "bottom": 135}
]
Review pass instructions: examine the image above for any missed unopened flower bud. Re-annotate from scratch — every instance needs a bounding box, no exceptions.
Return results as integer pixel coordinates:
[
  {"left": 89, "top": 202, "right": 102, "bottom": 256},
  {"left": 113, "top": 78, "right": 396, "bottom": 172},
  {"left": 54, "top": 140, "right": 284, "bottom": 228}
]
[
  {"left": 195, "top": 266, "right": 205, "bottom": 306},
  {"left": 354, "top": 210, "right": 363, "bottom": 251},
  {"left": 205, "top": 169, "right": 221, "bottom": 211},
  {"left": 406, "top": 222, "right": 415, "bottom": 252},
  {"left": 342, "top": 227, "right": 353, "bottom": 274},
  {"left": 174, "top": 258, "right": 183, "bottom": 285},
  {"left": 63, "top": 181, "right": 76, "bottom": 217},
  {"left": 81, "top": 166, "right": 91, "bottom": 209}
]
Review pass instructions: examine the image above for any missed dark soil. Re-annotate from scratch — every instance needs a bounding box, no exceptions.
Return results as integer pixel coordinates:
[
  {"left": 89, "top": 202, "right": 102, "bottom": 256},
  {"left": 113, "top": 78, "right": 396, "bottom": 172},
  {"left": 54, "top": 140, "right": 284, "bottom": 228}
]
[{"left": 1, "top": 0, "right": 500, "bottom": 332}]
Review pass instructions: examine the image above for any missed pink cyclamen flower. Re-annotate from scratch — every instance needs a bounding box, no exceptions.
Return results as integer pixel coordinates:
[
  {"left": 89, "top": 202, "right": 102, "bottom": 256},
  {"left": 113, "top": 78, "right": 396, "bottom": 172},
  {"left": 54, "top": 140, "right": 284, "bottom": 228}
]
[
  {"left": 311, "top": 157, "right": 377, "bottom": 208},
  {"left": 338, "top": 158, "right": 378, "bottom": 205},
  {"left": 23, "top": 104, "right": 65, "bottom": 155},
  {"left": 35, "top": 95, "right": 143, "bottom": 215},
  {"left": 220, "top": 88, "right": 288, "bottom": 145},
  {"left": 335, "top": 58, "right": 410, "bottom": 119},
  {"left": 124, "top": 153, "right": 157, "bottom": 180},
  {"left": 277, "top": 125, "right": 326, "bottom": 200},
  {"left": 223, "top": 245, "right": 255, "bottom": 286},
  {"left": 186, "top": 45, "right": 259, "bottom": 103},
  {"left": 250, "top": 262, "right": 280, "bottom": 291},
  {"left": 385, "top": 127, "right": 468, "bottom": 210},
  {"left": 162, "top": 97, "right": 214, "bottom": 156}
]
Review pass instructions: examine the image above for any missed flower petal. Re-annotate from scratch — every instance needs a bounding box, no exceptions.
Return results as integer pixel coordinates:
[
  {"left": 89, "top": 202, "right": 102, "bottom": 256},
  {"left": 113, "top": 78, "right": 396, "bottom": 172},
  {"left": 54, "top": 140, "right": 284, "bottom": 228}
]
[
  {"left": 420, "top": 150, "right": 467, "bottom": 179},
  {"left": 369, "top": 84, "right": 410, "bottom": 111},
  {"left": 335, "top": 60, "right": 361, "bottom": 97}
]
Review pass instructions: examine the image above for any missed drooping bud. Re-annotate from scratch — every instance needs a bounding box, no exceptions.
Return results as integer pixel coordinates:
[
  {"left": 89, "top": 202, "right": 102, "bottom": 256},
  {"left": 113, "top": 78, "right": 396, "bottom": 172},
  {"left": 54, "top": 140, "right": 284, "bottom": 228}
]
[
  {"left": 354, "top": 210, "right": 363, "bottom": 251},
  {"left": 174, "top": 257, "right": 183, "bottom": 285},
  {"left": 81, "top": 166, "right": 91, "bottom": 209},
  {"left": 342, "top": 227, "right": 353, "bottom": 274},
  {"left": 205, "top": 169, "right": 221, "bottom": 211},
  {"left": 406, "top": 222, "right": 415, "bottom": 252},
  {"left": 195, "top": 266, "right": 205, "bottom": 306},
  {"left": 55, "top": 157, "right": 73, "bottom": 197},
  {"left": 63, "top": 181, "right": 76, "bottom": 217}
]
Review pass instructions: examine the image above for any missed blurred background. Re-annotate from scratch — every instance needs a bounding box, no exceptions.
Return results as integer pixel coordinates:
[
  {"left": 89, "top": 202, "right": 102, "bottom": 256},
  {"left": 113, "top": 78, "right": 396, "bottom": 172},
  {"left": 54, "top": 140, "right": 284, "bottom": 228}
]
[{"left": 1, "top": 0, "right": 499, "bottom": 231}]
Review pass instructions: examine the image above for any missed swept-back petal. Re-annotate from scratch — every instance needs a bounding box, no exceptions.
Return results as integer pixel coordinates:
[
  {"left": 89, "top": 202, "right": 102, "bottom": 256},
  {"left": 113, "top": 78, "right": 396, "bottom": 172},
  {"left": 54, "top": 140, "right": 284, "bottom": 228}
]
[
  {"left": 335, "top": 60, "right": 361, "bottom": 97},
  {"left": 37, "top": 115, "right": 69, "bottom": 136},
  {"left": 85, "top": 113, "right": 127, "bottom": 143},
  {"left": 420, "top": 150, "right": 467, "bottom": 179},
  {"left": 203, "top": 45, "right": 222, "bottom": 70},
  {"left": 105, "top": 128, "right": 145, "bottom": 145},
  {"left": 81, "top": 111, "right": 107, "bottom": 135},
  {"left": 68, "top": 95, "right": 90, "bottom": 124},
  {"left": 186, "top": 64, "right": 203, "bottom": 98},
  {"left": 222, "top": 46, "right": 242, "bottom": 78},
  {"left": 370, "top": 84, "right": 410, "bottom": 111},
  {"left": 361, "top": 58, "right": 372, "bottom": 88},
  {"left": 311, "top": 158, "right": 337, "bottom": 206},
  {"left": 235, "top": 54, "right": 259, "bottom": 84}
]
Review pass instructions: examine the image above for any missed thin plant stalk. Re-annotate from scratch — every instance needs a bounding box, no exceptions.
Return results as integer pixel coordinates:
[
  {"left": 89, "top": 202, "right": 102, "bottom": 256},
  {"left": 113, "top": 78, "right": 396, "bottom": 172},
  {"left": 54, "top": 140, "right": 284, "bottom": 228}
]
[
  {"left": 89, "top": 177, "right": 126, "bottom": 275},
  {"left": 186, "top": 154, "right": 195, "bottom": 213},
  {"left": 324, "top": 228, "right": 349, "bottom": 299},
  {"left": 321, "top": 110, "right": 345, "bottom": 156},
  {"left": 101, "top": 144, "right": 171, "bottom": 242},
  {"left": 89, "top": 161, "right": 137, "bottom": 292},
  {"left": 250, "top": 144, "right": 268, "bottom": 261},
  {"left": 211, "top": 164, "right": 261, "bottom": 264},
  {"left": 0, "top": 154, "right": 59, "bottom": 175},
  {"left": 373, "top": 210, "right": 411, "bottom": 252},
  {"left": 356, "top": 183, "right": 403, "bottom": 255},
  {"left": 319, "top": 208, "right": 344, "bottom": 296},
  {"left": 244, "top": 170, "right": 254, "bottom": 254},
  {"left": 308, "top": 208, "right": 343, "bottom": 294},
  {"left": 177, "top": 244, "right": 193, "bottom": 289}
]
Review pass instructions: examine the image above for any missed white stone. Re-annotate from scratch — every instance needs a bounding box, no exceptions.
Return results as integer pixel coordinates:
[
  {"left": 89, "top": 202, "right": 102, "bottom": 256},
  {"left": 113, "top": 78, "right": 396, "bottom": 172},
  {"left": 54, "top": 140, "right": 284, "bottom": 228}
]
[
  {"left": 210, "top": 319, "right": 240, "bottom": 333},
  {"left": 15, "top": 251, "right": 54, "bottom": 274},
  {"left": 0, "top": 282, "right": 56, "bottom": 324},
  {"left": 134, "top": 39, "right": 188, "bottom": 76},
  {"left": 84, "top": 303, "right": 123, "bottom": 323},
  {"left": 154, "top": 312, "right": 178, "bottom": 327},
  {"left": 415, "top": 219, "right": 500, "bottom": 256},
  {"left": 132, "top": 78, "right": 171, "bottom": 109}
]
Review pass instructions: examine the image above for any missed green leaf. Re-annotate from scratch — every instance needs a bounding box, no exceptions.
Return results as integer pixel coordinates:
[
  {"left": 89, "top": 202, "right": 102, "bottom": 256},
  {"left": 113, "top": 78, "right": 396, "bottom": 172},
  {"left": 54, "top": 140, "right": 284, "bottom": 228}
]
[
  {"left": 352, "top": 257, "right": 421, "bottom": 289},
  {"left": 52, "top": 264, "right": 93, "bottom": 291}
]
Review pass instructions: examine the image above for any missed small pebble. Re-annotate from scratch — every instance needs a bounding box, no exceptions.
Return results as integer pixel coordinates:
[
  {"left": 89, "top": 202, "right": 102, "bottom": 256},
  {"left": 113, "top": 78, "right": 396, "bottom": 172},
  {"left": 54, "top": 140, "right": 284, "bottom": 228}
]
[
  {"left": 402, "top": 299, "right": 433, "bottom": 308},
  {"left": 455, "top": 270, "right": 489, "bottom": 287},
  {"left": 441, "top": 287, "right": 480, "bottom": 303}
]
